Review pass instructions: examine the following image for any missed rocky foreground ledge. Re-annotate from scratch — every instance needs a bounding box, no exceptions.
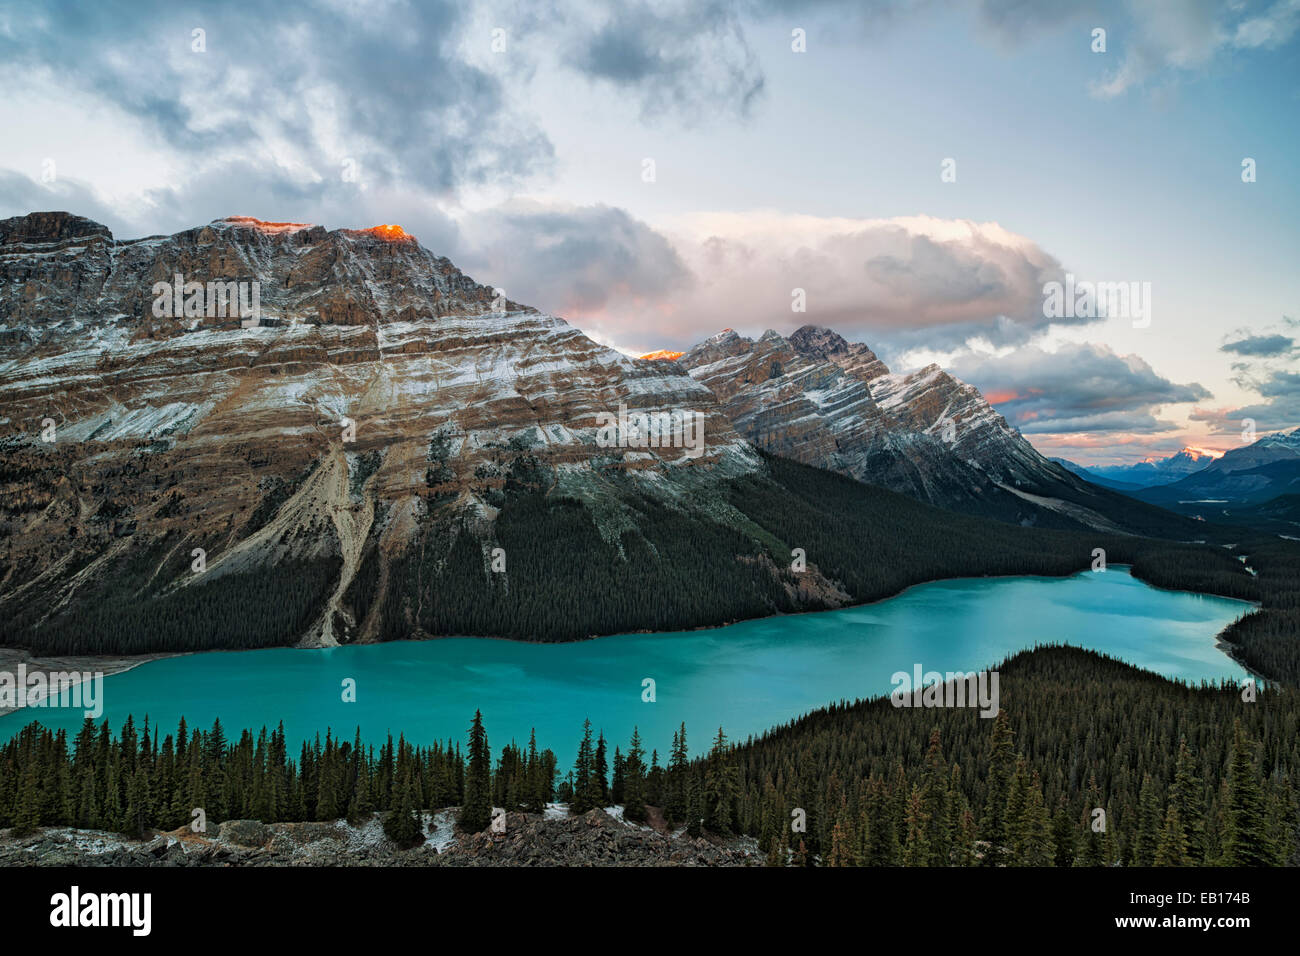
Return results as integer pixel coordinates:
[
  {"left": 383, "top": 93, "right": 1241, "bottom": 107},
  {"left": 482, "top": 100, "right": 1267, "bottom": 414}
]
[{"left": 0, "top": 808, "right": 758, "bottom": 867}]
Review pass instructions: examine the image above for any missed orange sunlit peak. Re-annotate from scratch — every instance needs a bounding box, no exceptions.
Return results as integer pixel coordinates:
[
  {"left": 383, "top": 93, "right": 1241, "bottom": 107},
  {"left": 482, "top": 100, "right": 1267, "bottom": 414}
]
[
  {"left": 366, "top": 224, "right": 412, "bottom": 241},
  {"left": 1184, "top": 445, "right": 1225, "bottom": 460},
  {"left": 640, "top": 349, "right": 684, "bottom": 361}
]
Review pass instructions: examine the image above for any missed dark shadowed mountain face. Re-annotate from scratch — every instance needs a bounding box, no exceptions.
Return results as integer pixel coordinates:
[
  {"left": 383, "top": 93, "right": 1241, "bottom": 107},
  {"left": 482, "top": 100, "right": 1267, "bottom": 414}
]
[{"left": 679, "top": 325, "right": 1203, "bottom": 537}]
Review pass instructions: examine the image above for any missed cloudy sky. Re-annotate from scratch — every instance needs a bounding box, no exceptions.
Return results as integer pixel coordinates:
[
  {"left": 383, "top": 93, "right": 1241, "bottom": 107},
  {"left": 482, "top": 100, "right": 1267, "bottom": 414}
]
[{"left": 2, "top": 0, "right": 1297, "bottom": 465}]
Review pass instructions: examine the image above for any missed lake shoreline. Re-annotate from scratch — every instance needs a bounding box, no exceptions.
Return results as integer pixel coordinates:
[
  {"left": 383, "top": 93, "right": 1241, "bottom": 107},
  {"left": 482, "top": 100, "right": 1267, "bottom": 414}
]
[
  {"left": 0, "top": 569, "right": 1255, "bottom": 756},
  {"left": 0, "top": 564, "right": 1260, "bottom": 678},
  {"left": 0, "top": 648, "right": 188, "bottom": 718}
]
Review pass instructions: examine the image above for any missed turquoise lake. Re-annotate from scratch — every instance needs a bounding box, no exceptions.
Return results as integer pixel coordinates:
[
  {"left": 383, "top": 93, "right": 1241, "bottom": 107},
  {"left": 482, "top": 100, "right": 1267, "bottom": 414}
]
[{"left": 1, "top": 568, "right": 1252, "bottom": 760}]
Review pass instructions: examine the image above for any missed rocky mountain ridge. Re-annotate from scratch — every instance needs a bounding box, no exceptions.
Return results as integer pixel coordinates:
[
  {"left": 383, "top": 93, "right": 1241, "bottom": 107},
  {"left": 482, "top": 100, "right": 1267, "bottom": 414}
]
[{"left": 678, "top": 324, "right": 1189, "bottom": 534}]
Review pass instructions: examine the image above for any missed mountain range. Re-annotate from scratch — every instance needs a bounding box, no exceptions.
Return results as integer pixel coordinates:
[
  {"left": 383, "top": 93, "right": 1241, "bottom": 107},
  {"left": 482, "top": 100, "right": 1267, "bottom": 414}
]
[
  {"left": 1127, "top": 429, "right": 1300, "bottom": 528},
  {"left": 1053, "top": 431, "right": 1300, "bottom": 532},
  {"left": 0, "top": 212, "right": 1246, "bottom": 656},
  {"left": 1054, "top": 448, "right": 1223, "bottom": 490}
]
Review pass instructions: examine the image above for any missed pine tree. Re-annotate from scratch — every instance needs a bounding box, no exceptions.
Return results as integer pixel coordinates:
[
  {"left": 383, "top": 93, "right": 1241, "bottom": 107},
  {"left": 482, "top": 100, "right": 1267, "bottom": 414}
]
[
  {"left": 1078, "top": 773, "right": 1106, "bottom": 867},
  {"left": 945, "top": 765, "right": 970, "bottom": 866},
  {"left": 610, "top": 746, "right": 625, "bottom": 805},
  {"left": 766, "top": 830, "right": 788, "bottom": 867},
  {"left": 665, "top": 724, "right": 688, "bottom": 823},
  {"left": 75, "top": 769, "right": 99, "bottom": 831},
  {"left": 1013, "top": 771, "right": 1055, "bottom": 866},
  {"left": 956, "top": 807, "right": 978, "bottom": 868},
  {"left": 522, "top": 729, "right": 546, "bottom": 813},
  {"left": 829, "top": 815, "right": 858, "bottom": 867},
  {"left": 458, "top": 710, "right": 492, "bottom": 832},
  {"left": 979, "top": 710, "right": 1015, "bottom": 865},
  {"left": 12, "top": 762, "right": 41, "bottom": 836},
  {"left": 594, "top": 732, "right": 609, "bottom": 805},
  {"left": 570, "top": 719, "right": 600, "bottom": 815},
  {"left": 623, "top": 727, "right": 647, "bottom": 823},
  {"left": 1005, "top": 755, "right": 1030, "bottom": 859},
  {"left": 902, "top": 785, "right": 931, "bottom": 866},
  {"left": 1154, "top": 804, "right": 1189, "bottom": 866},
  {"left": 102, "top": 758, "right": 124, "bottom": 832},
  {"left": 1219, "top": 720, "right": 1279, "bottom": 865},
  {"left": 684, "top": 770, "right": 705, "bottom": 837},
  {"left": 1134, "top": 773, "right": 1162, "bottom": 866},
  {"left": 1052, "top": 798, "right": 1076, "bottom": 867},
  {"left": 123, "top": 764, "right": 151, "bottom": 838},
  {"left": 920, "top": 729, "right": 950, "bottom": 865},
  {"left": 863, "top": 773, "right": 900, "bottom": 866},
  {"left": 645, "top": 749, "right": 663, "bottom": 807},
  {"left": 350, "top": 759, "right": 374, "bottom": 824},
  {"left": 1169, "top": 737, "right": 1206, "bottom": 863},
  {"left": 704, "top": 727, "right": 739, "bottom": 834},
  {"left": 384, "top": 766, "right": 423, "bottom": 848}
]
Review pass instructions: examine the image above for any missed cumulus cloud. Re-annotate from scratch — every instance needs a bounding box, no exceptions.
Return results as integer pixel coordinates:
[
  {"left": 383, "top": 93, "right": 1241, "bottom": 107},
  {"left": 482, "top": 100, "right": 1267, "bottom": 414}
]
[
  {"left": 946, "top": 342, "right": 1211, "bottom": 435},
  {"left": 619, "top": 211, "right": 1073, "bottom": 352},
  {"left": 0, "top": 175, "right": 1082, "bottom": 360},
  {"left": 436, "top": 205, "right": 1097, "bottom": 354}
]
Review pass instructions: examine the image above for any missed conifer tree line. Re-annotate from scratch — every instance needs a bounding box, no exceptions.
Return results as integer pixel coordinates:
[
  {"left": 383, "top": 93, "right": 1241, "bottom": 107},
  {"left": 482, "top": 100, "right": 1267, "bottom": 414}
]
[
  {"left": 1, "top": 648, "right": 1296, "bottom": 865},
  {"left": 726, "top": 647, "right": 1297, "bottom": 866}
]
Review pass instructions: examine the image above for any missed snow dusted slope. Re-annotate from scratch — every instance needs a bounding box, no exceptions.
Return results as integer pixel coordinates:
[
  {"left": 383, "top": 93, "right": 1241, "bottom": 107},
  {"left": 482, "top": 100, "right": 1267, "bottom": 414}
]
[{"left": 680, "top": 325, "right": 1196, "bottom": 534}]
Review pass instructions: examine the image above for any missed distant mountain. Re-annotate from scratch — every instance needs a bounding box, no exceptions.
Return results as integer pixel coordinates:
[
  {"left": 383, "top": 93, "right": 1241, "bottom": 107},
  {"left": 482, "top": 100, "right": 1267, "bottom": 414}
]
[
  {"left": 1132, "top": 429, "right": 1300, "bottom": 514},
  {"left": 1063, "top": 448, "right": 1221, "bottom": 489},
  {"left": 679, "top": 325, "right": 1204, "bottom": 537},
  {"left": 1192, "top": 428, "right": 1300, "bottom": 475},
  {"left": 1051, "top": 458, "right": 1145, "bottom": 492}
]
